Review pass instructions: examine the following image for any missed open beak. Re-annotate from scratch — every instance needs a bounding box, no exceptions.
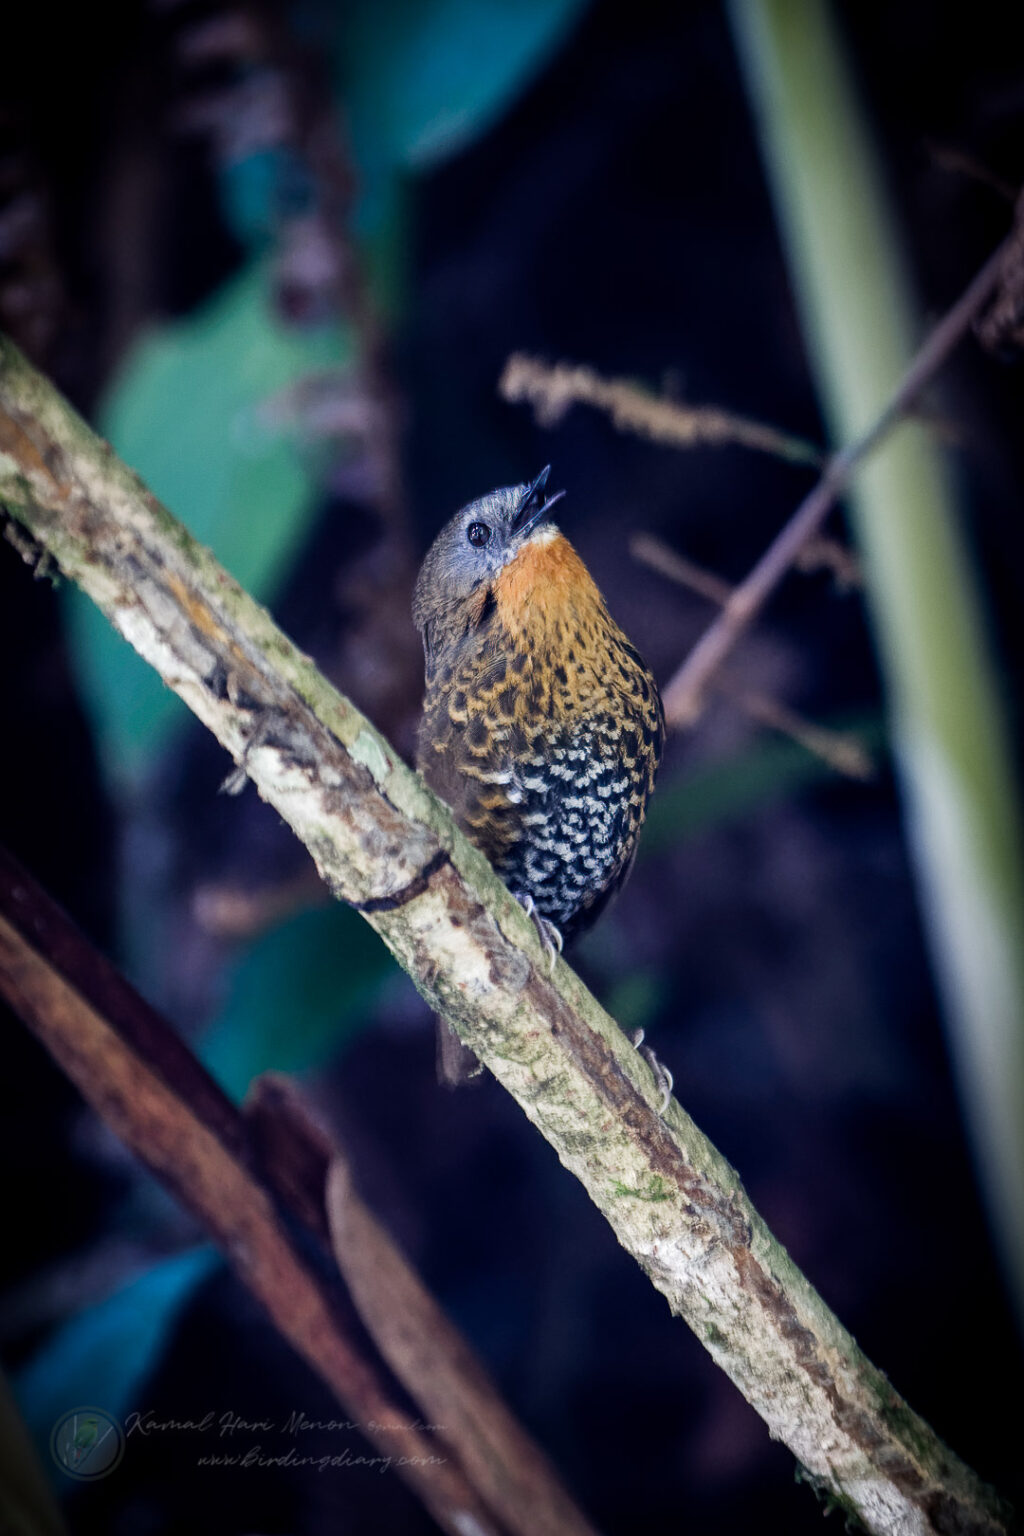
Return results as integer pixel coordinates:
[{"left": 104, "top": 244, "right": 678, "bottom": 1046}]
[{"left": 511, "top": 464, "right": 566, "bottom": 536}]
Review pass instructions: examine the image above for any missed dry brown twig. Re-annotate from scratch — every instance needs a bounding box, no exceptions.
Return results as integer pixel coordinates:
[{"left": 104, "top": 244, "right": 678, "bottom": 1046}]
[
  {"left": 975, "top": 191, "right": 1024, "bottom": 356},
  {"left": 631, "top": 531, "right": 873, "bottom": 779},
  {"left": 499, "top": 353, "right": 824, "bottom": 465},
  {"left": 926, "top": 142, "right": 1018, "bottom": 207},
  {"left": 0, "top": 329, "right": 1012, "bottom": 1536},
  {"left": 795, "top": 533, "right": 862, "bottom": 589},
  {"left": 715, "top": 680, "right": 873, "bottom": 781}
]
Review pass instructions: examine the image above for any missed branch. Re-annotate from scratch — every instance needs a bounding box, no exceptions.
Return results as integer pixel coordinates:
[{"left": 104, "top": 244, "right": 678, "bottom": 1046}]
[
  {"left": 630, "top": 531, "right": 873, "bottom": 778},
  {"left": 0, "top": 334, "right": 1010, "bottom": 1536},
  {"left": 0, "top": 846, "right": 596, "bottom": 1536},
  {"left": 243, "top": 1078, "right": 591, "bottom": 1536},
  {"left": 660, "top": 239, "right": 1008, "bottom": 726}
]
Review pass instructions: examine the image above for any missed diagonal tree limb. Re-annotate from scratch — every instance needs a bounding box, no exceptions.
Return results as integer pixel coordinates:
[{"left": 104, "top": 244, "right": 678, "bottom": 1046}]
[
  {"left": 0, "top": 333, "right": 1011, "bottom": 1536},
  {"left": 0, "top": 846, "right": 598, "bottom": 1536}
]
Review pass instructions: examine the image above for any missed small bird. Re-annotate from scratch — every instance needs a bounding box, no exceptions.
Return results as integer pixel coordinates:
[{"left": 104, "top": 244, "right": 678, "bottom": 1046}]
[{"left": 413, "top": 467, "right": 665, "bottom": 1085}]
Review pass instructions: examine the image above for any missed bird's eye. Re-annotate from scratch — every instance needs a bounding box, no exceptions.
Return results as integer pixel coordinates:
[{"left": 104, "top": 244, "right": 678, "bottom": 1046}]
[{"left": 466, "top": 522, "right": 491, "bottom": 548}]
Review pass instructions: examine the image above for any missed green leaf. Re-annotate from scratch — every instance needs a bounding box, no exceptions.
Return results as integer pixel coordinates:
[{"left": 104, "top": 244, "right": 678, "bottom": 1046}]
[
  {"left": 199, "top": 903, "right": 395, "bottom": 1100},
  {"left": 64, "top": 261, "right": 350, "bottom": 778},
  {"left": 339, "top": 0, "right": 588, "bottom": 173},
  {"left": 337, "top": 0, "right": 588, "bottom": 283}
]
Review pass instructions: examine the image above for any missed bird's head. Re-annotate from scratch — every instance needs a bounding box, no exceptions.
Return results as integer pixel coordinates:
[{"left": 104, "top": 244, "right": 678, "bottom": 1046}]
[{"left": 413, "top": 467, "right": 566, "bottom": 661}]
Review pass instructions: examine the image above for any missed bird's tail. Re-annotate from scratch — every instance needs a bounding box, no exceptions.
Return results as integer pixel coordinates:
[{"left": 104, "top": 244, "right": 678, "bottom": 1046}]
[{"left": 435, "top": 1015, "right": 484, "bottom": 1088}]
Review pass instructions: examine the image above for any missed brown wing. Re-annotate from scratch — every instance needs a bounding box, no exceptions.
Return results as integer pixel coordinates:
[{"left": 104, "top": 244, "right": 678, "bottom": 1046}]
[{"left": 416, "top": 631, "right": 528, "bottom": 870}]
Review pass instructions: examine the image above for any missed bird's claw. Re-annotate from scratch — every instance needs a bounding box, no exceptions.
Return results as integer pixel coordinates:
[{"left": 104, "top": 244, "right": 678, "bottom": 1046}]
[
  {"left": 516, "top": 892, "right": 563, "bottom": 974},
  {"left": 219, "top": 702, "right": 272, "bottom": 796},
  {"left": 638, "top": 1041, "right": 673, "bottom": 1116}
]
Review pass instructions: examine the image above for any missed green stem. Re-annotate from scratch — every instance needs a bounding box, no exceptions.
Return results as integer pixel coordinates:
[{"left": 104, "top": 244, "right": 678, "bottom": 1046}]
[{"left": 729, "top": 0, "right": 1024, "bottom": 1321}]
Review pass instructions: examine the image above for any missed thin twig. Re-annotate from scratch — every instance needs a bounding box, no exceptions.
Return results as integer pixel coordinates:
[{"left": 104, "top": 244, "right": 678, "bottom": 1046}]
[
  {"left": 499, "top": 353, "right": 825, "bottom": 466},
  {"left": 795, "top": 534, "right": 861, "bottom": 589},
  {"left": 630, "top": 531, "right": 734, "bottom": 607},
  {"left": 631, "top": 532, "right": 873, "bottom": 777},
  {"left": 926, "top": 141, "right": 1018, "bottom": 205},
  {"left": 661, "top": 239, "right": 1009, "bottom": 726},
  {"left": 715, "top": 679, "right": 874, "bottom": 780}
]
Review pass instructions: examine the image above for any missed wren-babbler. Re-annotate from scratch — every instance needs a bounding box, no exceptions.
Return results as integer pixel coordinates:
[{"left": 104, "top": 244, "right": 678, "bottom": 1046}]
[{"left": 414, "top": 467, "right": 665, "bottom": 1084}]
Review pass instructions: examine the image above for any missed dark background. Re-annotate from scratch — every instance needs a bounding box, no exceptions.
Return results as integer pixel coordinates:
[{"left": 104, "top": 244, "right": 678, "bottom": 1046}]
[{"left": 2, "top": 2, "right": 1022, "bottom": 1533}]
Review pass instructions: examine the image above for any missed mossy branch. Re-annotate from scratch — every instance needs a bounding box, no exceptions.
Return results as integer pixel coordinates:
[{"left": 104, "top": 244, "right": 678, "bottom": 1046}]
[{"left": 0, "top": 334, "right": 1010, "bottom": 1536}]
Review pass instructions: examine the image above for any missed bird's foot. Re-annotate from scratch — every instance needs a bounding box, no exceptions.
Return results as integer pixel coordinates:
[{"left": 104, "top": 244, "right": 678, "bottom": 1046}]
[
  {"left": 218, "top": 700, "right": 275, "bottom": 796},
  {"left": 515, "top": 892, "right": 563, "bottom": 974},
  {"left": 631, "top": 1029, "right": 674, "bottom": 1115}
]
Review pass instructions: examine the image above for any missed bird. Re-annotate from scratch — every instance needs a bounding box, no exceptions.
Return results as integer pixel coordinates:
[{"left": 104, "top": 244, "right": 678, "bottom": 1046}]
[{"left": 413, "top": 466, "right": 665, "bottom": 1085}]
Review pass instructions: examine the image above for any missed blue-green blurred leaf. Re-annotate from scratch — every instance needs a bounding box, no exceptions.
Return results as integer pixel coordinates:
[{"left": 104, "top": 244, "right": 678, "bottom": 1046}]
[
  {"left": 340, "top": 0, "right": 587, "bottom": 169},
  {"left": 200, "top": 903, "right": 394, "bottom": 1100},
  {"left": 64, "top": 261, "right": 350, "bottom": 778},
  {"left": 338, "top": 0, "right": 588, "bottom": 237},
  {"left": 15, "top": 1248, "right": 217, "bottom": 1475}
]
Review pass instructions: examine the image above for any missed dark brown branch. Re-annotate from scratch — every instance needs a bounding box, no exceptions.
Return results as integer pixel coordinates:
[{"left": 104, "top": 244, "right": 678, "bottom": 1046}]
[
  {"left": 795, "top": 535, "right": 861, "bottom": 589},
  {"left": 0, "top": 845, "right": 599, "bottom": 1536},
  {"left": 244, "top": 1078, "right": 595, "bottom": 1536}
]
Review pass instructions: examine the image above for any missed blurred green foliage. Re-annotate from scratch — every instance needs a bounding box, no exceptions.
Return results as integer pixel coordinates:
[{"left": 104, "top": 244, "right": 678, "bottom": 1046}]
[
  {"left": 338, "top": 0, "right": 588, "bottom": 174},
  {"left": 65, "top": 262, "right": 350, "bottom": 778},
  {"left": 64, "top": 0, "right": 588, "bottom": 779},
  {"left": 336, "top": 0, "right": 588, "bottom": 306}
]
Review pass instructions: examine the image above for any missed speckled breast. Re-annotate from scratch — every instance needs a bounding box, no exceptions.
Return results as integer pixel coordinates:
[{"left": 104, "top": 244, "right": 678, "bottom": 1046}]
[{"left": 488, "top": 707, "right": 656, "bottom": 936}]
